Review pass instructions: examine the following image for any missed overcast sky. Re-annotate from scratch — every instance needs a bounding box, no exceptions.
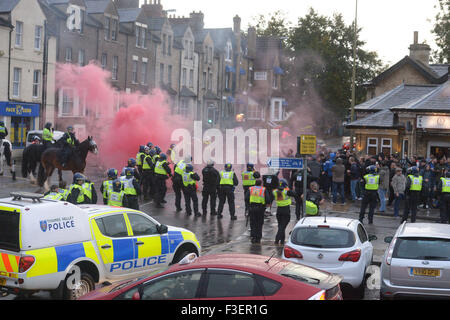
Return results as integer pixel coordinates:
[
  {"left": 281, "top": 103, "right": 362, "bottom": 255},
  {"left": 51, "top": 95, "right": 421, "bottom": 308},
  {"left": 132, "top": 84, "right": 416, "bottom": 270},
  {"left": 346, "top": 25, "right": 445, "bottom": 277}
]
[{"left": 142, "top": 0, "right": 441, "bottom": 66}]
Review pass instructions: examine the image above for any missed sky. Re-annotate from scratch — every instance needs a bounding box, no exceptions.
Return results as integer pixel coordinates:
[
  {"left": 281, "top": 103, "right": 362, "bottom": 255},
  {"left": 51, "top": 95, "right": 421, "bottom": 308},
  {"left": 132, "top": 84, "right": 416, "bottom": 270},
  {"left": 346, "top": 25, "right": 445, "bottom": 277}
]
[{"left": 142, "top": 0, "right": 441, "bottom": 66}]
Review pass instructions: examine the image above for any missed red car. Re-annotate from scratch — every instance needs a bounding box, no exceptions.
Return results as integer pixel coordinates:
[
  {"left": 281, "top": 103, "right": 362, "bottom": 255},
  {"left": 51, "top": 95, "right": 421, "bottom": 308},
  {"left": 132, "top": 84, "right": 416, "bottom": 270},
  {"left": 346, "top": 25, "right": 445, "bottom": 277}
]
[{"left": 79, "top": 254, "right": 343, "bottom": 300}]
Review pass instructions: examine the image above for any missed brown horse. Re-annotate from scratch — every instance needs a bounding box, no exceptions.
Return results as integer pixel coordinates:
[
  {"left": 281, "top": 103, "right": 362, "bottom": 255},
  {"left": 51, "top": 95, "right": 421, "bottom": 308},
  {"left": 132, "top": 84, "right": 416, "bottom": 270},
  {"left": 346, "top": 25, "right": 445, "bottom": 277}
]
[{"left": 38, "top": 136, "right": 98, "bottom": 189}]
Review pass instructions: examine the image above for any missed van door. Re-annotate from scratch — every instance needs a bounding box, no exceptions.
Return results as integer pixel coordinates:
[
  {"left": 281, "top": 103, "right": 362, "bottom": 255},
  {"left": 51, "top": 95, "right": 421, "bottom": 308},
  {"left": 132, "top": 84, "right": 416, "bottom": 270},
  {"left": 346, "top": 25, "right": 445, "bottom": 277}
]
[
  {"left": 124, "top": 212, "right": 170, "bottom": 274},
  {"left": 90, "top": 213, "right": 136, "bottom": 279}
]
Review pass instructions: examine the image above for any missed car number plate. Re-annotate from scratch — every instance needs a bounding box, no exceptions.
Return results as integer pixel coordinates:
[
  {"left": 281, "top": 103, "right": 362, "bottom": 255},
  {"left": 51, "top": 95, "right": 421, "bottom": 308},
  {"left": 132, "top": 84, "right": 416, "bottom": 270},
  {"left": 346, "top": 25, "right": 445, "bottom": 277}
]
[
  {"left": 412, "top": 268, "right": 440, "bottom": 277},
  {"left": 0, "top": 278, "right": 6, "bottom": 286}
]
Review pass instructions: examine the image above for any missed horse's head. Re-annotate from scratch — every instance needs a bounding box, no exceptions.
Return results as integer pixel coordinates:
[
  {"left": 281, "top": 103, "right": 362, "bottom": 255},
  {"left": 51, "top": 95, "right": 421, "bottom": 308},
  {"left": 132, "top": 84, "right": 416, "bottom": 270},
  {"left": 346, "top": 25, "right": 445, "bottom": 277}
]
[{"left": 88, "top": 136, "right": 98, "bottom": 155}]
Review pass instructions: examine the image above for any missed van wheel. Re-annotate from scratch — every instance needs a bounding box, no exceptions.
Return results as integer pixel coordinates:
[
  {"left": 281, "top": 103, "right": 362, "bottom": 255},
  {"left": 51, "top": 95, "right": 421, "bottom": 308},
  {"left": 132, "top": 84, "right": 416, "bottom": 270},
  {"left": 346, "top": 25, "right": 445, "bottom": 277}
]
[{"left": 64, "top": 272, "right": 95, "bottom": 300}]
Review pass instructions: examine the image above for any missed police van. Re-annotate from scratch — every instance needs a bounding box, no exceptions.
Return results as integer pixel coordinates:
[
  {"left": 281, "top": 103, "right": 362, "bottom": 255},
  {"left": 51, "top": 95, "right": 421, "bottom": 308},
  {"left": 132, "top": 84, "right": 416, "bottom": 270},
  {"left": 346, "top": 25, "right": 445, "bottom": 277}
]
[{"left": 0, "top": 192, "right": 201, "bottom": 299}]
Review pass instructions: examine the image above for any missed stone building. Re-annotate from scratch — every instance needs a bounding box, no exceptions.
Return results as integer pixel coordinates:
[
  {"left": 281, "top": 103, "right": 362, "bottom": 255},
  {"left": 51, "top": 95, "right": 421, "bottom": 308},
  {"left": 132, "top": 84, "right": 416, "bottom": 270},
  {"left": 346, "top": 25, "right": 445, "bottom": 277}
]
[
  {"left": 0, "top": 0, "right": 57, "bottom": 156},
  {"left": 346, "top": 32, "right": 450, "bottom": 159}
]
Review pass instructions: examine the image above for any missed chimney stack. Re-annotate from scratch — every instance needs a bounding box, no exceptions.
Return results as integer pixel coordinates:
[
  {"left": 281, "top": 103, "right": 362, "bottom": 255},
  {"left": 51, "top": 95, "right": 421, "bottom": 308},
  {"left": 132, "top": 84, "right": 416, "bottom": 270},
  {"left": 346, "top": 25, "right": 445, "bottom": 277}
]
[
  {"left": 189, "top": 11, "right": 205, "bottom": 32},
  {"left": 409, "top": 31, "right": 431, "bottom": 66},
  {"left": 247, "top": 27, "right": 256, "bottom": 59},
  {"left": 141, "top": 0, "right": 164, "bottom": 17}
]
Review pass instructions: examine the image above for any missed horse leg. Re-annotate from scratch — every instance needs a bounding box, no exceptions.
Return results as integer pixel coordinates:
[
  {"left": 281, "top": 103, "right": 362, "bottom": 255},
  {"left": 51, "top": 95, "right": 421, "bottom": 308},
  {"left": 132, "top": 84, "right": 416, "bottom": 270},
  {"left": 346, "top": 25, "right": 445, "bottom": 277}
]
[
  {"left": 29, "top": 162, "right": 37, "bottom": 184},
  {"left": 58, "top": 169, "right": 63, "bottom": 182},
  {"left": 44, "top": 166, "right": 55, "bottom": 192}
]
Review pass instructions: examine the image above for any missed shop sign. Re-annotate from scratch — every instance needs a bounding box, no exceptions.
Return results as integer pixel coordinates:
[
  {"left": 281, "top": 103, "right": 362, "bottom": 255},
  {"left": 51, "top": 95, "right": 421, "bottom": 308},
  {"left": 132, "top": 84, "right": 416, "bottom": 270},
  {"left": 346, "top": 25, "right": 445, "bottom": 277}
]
[
  {"left": 417, "top": 115, "right": 450, "bottom": 130},
  {"left": 0, "top": 102, "right": 40, "bottom": 117}
]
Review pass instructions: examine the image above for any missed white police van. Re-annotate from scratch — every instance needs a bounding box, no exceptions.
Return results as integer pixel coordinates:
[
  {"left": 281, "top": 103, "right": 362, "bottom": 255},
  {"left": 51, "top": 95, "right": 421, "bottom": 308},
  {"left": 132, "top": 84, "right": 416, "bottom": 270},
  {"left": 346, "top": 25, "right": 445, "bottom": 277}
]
[
  {"left": 0, "top": 192, "right": 201, "bottom": 299},
  {"left": 25, "top": 130, "right": 64, "bottom": 147}
]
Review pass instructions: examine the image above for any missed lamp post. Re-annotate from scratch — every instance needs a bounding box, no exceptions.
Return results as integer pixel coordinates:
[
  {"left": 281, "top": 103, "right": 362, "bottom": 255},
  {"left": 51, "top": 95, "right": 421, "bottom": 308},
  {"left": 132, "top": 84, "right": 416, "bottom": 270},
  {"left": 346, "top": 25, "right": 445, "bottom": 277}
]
[{"left": 350, "top": 0, "right": 358, "bottom": 148}]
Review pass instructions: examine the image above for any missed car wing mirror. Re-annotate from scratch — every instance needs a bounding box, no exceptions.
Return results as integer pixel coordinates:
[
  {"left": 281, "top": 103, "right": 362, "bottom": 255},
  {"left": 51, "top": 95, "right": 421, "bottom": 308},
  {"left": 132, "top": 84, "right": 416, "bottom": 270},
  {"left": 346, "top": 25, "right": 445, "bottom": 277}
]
[
  {"left": 157, "top": 224, "right": 168, "bottom": 234},
  {"left": 384, "top": 236, "right": 393, "bottom": 244},
  {"left": 368, "top": 235, "right": 377, "bottom": 242},
  {"left": 132, "top": 291, "right": 141, "bottom": 301}
]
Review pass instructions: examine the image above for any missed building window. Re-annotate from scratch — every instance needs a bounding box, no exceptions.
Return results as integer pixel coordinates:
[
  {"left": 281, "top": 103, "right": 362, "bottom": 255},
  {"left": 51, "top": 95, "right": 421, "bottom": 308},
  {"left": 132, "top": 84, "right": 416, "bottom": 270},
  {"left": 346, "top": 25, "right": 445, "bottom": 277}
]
[
  {"left": 402, "top": 139, "right": 409, "bottom": 157},
  {"left": 168, "top": 65, "right": 172, "bottom": 86},
  {"left": 168, "top": 36, "right": 172, "bottom": 56},
  {"left": 190, "top": 41, "right": 194, "bottom": 60},
  {"left": 272, "top": 74, "right": 278, "bottom": 89},
  {"left": 15, "top": 21, "right": 23, "bottom": 47},
  {"left": 247, "top": 104, "right": 261, "bottom": 120},
  {"left": 61, "top": 89, "right": 74, "bottom": 116},
  {"left": 65, "top": 47, "right": 72, "bottom": 63},
  {"left": 225, "top": 72, "right": 231, "bottom": 91},
  {"left": 271, "top": 100, "right": 282, "bottom": 121},
  {"left": 101, "top": 53, "right": 107, "bottom": 70},
  {"left": 162, "top": 34, "right": 167, "bottom": 55},
  {"left": 12, "top": 68, "right": 21, "bottom": 98},
  {"left": 59, "top": 88, "right": 86, "bottom": 117},
  {"left": 34, "top": 26, "right": 43, "bottom": 51},
  {"left": 179, "top": 99, "right": 189, "bottom": 118},
  {"left": 80, "top": 10, "right": 85, "bottom": 34},
  {"left": 132, "top": 61, "right": 138, "bottom": 84},
  {"left": 367, "top": 138, "right": 378, "bottom": 156},
  {"left": 141, "top": 61, "right": 148, "bottom": 85},
  {"left": 105, "top": 17, "right": 110, "bottom": 41},
  {"left": 111, "top": 19, "right": 118, "bottom": 41},
  {"left": 159, "top": 63, "right": 164, "bottom": 85},
  {"left": 135, "top": 26, "right": 146, "bottom": 48},
  {"left": 209, "top": 47, "right": 213, "bottom": 64},
  {"left": 184, "top": 40, "right": 189, "bottom": 59},
  {"left": 208, "top": 72, "right": 212, "bottom": 91},
  {"left": 32, "top": 70, "right": 41, "bottom": 98},
  {"left": 78, "top": 49, "right": 85, "bottom": 66},
  {"left": 182, "top": 68, "right": 187, "bottom": 86},
  {"left": 189, "top": 69, "right": 194, "bottom": 88},
  {"left": 202, "top": 72, "right": 207, "bottom": 89},
  {"left": 381, "top": 138, "right": 392, "bottom": 156},
  {"left": 225, "top": 41, "right": 232, "bottom": 61},
  {"left": 112, "top": 56, "right": 118, "bottom": 80}
]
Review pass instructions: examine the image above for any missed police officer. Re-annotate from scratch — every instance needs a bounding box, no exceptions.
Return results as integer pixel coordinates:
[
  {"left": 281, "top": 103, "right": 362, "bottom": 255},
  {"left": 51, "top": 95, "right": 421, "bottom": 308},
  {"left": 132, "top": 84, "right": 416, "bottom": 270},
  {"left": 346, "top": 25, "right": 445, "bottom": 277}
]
[
  {"left": 437, "top": 171, "right": 450, "bottom": 224},
  {"left": 263, "top": 168, "right": 279, "bottom": 215},
  {"left": 245, "top": 180, "right": 270, "bottom": 244},
  {"left": 154, "top": 153, "right": 172, "bottom": 208},
  {"left": 82, "top": 177, "right": 97, "bottom": 204},
  {"left": 122, "top": 158, "right": 140, "bottom": 181},
  {"left": 173, "top": 156, "right": 191, "bottom": 212},
  {"left": 100, "top": 168, "right": 118, "bottom": 204},
  {"left": 217, "top": 163, "right": 239, "bottom": 220},
  {"left": 107, "top": 179, "right": 127, "bottom": 207},
  {"left": 0, "top": 120, "right": 8, "bottom": 140},
  {"left": 167, "top": 144, "right": 176, "bottom": 163},
  {"left": 242, "top": 163, "right": 258, "bottom": 214},
  {"left": 44, "top": 185, "right": 67, "bottom": 201},
  {"left": 302, "top": 181, "right": 325, "bottom": 216},
  {"left": 59, "top": 126, "right": 80, "bottom": 167},
  {"left": 121, "top": 168, "right": 141, "bottom": 210},
  {"left": 291, "top": 168, "right": 307, "bottom": 220},
  {"left": 402, "top": 167, "right": 423, "bottom": 224},
  {"left": 67, "top": 173, "right": 88, "bottom": 205},
  {"left": 141, "top": 146, "right": 154, "bottom": 201},
  {"left": 182, "top": 164, "right": 201, "bottom": 217},
  {"left": 201, "top": 160, "right": 220, "bottom": 216},
  {"left": 136, "top": 145, "right": 146, "bottom": 176},
  {"left": 58, "top": 180, "right": 69, "bottom": 201},
  {"left": 359, "top": 165, "right": 379, "bottom": 225},
  {"left": 42, "top": 122, "right": 53, "bottom": 149},
  {"left": 274, "top": 179, "right": 296, "bottom": 245}
]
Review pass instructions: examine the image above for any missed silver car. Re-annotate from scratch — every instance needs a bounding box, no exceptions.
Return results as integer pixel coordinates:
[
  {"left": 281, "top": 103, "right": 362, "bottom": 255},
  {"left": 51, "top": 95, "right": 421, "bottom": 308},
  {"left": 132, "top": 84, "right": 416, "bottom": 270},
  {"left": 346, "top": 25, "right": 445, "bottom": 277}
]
[{"left": 380, "top": 222, "right": 450, "bottom": 300}]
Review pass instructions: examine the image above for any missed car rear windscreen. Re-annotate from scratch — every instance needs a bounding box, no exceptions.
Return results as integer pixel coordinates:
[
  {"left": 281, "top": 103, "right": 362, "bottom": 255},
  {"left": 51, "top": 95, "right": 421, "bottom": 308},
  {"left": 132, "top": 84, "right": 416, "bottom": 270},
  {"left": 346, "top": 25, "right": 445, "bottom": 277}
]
[
  {"left": 291, "top": 227, "right": 355, "bottom": 248},
  {"left": 393, "top": 237, "right": 450, "bottom": 261},
  {"left": 0, "top": 209, "right": 21, "bottom": 252}
]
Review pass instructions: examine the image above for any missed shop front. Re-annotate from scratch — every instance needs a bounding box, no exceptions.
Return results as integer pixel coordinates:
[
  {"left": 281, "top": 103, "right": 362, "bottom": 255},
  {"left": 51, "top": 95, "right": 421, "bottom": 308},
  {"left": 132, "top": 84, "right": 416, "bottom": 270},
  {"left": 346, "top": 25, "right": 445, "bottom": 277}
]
[
  {"left": 0, "top": 102, "right": 40, "bottom": 150},
  {"left": 416, "top": 115, "right": 450, "bottom": 159}
]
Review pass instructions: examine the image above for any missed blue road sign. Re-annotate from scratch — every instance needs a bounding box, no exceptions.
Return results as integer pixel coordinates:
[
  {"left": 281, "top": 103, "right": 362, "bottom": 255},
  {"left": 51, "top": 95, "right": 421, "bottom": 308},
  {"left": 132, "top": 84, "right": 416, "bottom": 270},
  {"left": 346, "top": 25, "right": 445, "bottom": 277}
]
[{"left": 267, "top": 158, "right": 303, "bottom": 170}]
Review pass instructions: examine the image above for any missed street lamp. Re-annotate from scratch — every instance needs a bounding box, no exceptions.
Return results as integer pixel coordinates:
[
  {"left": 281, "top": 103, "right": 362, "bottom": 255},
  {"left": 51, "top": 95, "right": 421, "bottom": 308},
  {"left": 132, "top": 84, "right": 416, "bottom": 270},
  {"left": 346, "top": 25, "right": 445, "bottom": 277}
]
[{"left": 350, "top": 0, "right": 358, "bottom": 147}]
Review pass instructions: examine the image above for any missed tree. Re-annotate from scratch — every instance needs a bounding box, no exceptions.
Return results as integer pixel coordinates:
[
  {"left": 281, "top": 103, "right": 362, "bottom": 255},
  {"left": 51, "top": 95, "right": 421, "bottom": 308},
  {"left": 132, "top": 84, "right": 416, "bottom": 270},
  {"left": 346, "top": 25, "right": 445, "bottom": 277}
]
[{"left": 432, "top": 0, "right": 450, "bottom": 63}]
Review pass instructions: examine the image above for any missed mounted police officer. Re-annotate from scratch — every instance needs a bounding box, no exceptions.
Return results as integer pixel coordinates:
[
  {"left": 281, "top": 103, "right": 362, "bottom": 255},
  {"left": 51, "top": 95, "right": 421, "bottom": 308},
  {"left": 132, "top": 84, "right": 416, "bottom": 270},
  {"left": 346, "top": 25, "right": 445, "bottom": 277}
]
[
  {"left": 173, "top": 155, "right": 191, "bottom": 212},
  {"left": 59, "top": 126, "right": 80, "bottom": 168},
  {"left": 121, "top": 168, "right": 141, "bottom": 210},
  {"left": 153, "top": 153, "right": 172, "bottom": 208},
  {"left": 182, "top": 164, "right": 201, "bottom": 217},
  {"left": 202, "top": 160, "right": 220, "bottom": 216},
  {"left": 101, "top": 168, "right": 119, "bottom": 205},
  {"left": 42, "top": 122, "right": 53, "bottom": 149},
  {"left": 402, "top": 167, "right": 423, "bottom": 223},
  {"left": 359, "top": 165, "right": 379, "bottom": 225},
  {"left": 245, "top": 180, "right": 270, "bottom": 244},
  {"left": 217, "top": 163, "right": 239, "bottom": 220},
  {"left": 0, "top": 120, "right": 8, "bottom": 140},
  {"left": 437, "top": 171, "right": 450, "bottom": 224}
]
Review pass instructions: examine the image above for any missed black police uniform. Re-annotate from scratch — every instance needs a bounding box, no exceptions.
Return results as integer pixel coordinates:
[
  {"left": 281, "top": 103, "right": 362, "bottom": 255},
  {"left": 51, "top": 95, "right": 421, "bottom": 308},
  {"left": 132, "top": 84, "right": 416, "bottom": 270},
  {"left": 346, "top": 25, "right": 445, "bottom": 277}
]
[
  {"left": 183, "top": 172, "right": 201, "bottom": 217},
  {"left": 402, "top": 174, "right": 421, "bottom": 223},
  {"left": 154, "top": 161, "right": 172, "bottom": 207},
  {"left": 262, "top": 173, "right": 279, "bottom": 209},
  {"left": 201, "top": 165, "right": 220, "bottom": 215},
  {"left": 172, "top": 162, "right": 186, "bottom": 212},
  {"left": 290, "top": 169, "right": 307, "bottom": 220},
  {"left": 217, "top": 171, "right": 239, "bottom": 219}
]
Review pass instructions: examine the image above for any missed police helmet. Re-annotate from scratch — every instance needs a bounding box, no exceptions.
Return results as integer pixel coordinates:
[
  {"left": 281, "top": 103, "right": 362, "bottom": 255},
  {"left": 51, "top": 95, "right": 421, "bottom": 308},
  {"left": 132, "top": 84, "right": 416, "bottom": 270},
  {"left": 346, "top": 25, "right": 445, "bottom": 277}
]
[
  {"left": 149, "top": 149, "right": 156, "bottom": 157},
  {"left": 125, "top": 167, "right": 134, "bottom": 177},
  {"left": 411, "top": 167, "right": 419, "bottom": 175},
  {"left": 206, "top": 159, "right": 215, "bottom": 167},
  {"left": 186, "top": 164, "right": 194, "bottom": 172},
  {"left": 170, "top": 144, "right": 176, "bottom": 149},
  {"left": 112, "top": 179, "right": 122, "bottom": 192},
  {"left": 67, "top": 126, "right": 74, "bottom": 132},
  {"left": 155, "top": 146, "right": 161, "bottom": 154},
  {"left": 0, "top": 121, "right": 4, "bottom": 126},
  {"left": 73, "top": 173, "right": 86, "bottom": 184},
  {"left": 224, "top": 163, "right": 232, "bottom": 171},
  {"left": 253, "top": 171, "right": 261, "bottom": 179},
  {"left": 144, "top": 146, "right": 150, "bottom": 154},
  {"left": 128, "top": 158, "right": 136, "bottom": 167},
  {"left": 368, "top": 165, "right": 376, "bottom": 174},
  {"left": 159, "top": 153, "right": 167, "bottom": 161},
  {"left": 139, "top": 145, "right": 145, "bottom": 153},
  {"left": 279, "top": 179, "right": 288, "bottom": 190},
  {"left": 107, "top": 168, "right": 118, "bottom": 179},
  {"left": 33, "top": 135, "right": 41, "bottom": 141},
  {"left": 45, "top": 122, "right": 52, "bottom": 129},
  {"left": 247, "top": 163, "right": 254, "bottom": 171},
  {"left": 147, "top": 142, "right": 153, "bottom": 148}
]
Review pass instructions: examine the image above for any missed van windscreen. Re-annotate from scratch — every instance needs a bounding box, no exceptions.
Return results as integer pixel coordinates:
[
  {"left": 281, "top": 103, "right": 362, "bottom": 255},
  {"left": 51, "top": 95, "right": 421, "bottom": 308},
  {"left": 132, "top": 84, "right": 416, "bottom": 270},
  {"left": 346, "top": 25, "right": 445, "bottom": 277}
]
[{"left": 0, "top": 209, "right": 21, "bottom": 252}]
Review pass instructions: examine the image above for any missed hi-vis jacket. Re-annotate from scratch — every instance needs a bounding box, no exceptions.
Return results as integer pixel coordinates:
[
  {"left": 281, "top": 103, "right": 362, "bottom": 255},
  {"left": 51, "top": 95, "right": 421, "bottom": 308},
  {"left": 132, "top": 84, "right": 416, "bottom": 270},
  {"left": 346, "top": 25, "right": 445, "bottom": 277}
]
[{"left": 0, "top": 196, "right": 201, "bottom": 294}]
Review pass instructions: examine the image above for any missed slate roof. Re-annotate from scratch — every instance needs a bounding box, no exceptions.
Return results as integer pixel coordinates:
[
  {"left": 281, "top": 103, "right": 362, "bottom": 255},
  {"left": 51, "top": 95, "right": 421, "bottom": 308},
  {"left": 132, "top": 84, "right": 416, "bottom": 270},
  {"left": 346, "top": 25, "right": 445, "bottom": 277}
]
[
  {"left": 355, "top": 84, "right": 439, "bottom": 111},
  {"left": 147, "top": 17, "right": 166, "bottom": 31},
  {"left": 85, "top": 0, "right": 109, "bottom": 14},
  {"left": 180, "top": 86, "right": 197, "bottom": 97},
  {"left": 117, "top": 8, "right": 140, "bottom": 23},
  {"left": 0, "top": 16, "right": 13, "bottom": 28},
  {"left": 0, "top": 0, "right": 20, "bottom": 13},
  {"left": 171, "top": 23, "right": 188, "bottom": 38},
  {"left": 346, "top": 110, "right": 395, "bottom": 129},
  {"left": 205, "top": 28, "right": 234, "bottom": 50}
]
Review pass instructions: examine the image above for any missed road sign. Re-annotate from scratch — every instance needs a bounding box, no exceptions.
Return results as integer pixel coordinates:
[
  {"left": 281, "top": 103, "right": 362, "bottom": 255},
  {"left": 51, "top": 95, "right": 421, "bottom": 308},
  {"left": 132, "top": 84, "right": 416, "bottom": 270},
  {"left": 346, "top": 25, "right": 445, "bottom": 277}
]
[
  {"left": 267, "top": 158, "right": 303, "bottom": 170},
  {"left": 300, "top": 135, "right": 316, "bottom": 155}
]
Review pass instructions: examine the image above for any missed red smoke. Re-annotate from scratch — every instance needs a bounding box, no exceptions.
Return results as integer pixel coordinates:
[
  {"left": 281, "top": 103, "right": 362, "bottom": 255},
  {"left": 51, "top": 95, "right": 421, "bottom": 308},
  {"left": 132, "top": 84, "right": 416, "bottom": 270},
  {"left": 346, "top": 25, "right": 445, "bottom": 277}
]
[{"left": 55, "top": 62, "right": 188, "bottom": 171}]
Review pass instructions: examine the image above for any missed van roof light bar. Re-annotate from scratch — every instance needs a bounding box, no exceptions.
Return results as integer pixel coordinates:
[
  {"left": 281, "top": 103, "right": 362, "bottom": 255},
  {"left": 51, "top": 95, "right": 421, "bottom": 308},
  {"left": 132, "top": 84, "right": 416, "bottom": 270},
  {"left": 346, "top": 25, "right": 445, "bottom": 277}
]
[{"left": 11, "top": 192, "right": 44, "bottom": 203}]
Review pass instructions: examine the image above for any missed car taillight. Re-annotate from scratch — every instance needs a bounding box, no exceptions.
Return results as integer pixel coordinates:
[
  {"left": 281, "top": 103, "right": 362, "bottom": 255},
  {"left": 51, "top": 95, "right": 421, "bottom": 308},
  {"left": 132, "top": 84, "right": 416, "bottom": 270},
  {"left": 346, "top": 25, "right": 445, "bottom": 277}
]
[
  {"left": 283, "top": 246, "right": 303, "bottom": 259},
  {"left": 19, "top": 256, "right": 35, "bottom": 273},
  {"left": 338, "top": 249, "right": 361, "bottom": 262},
  {"left": 386, "top": 238, "right": 397, "bottom": 266},
  {"left": 309, "top": 290, "right": 326, "bottom": 300}
]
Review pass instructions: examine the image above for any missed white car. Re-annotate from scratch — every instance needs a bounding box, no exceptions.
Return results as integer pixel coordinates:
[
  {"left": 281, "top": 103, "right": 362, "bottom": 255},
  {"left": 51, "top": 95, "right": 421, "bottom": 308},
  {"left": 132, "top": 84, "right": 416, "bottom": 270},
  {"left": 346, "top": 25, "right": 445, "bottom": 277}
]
[
  {"left": 282, "top": 216, "right": 377, "bottom": 298},
  {"left": 26, "top": 130, "right": 64, "bottom": 147}
]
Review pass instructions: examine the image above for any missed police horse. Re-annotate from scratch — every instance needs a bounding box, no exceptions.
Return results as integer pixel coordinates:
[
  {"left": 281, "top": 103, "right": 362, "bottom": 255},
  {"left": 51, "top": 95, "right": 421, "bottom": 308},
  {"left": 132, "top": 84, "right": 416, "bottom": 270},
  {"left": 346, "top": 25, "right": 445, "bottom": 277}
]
[
  {"left": 38, "top": 136, "right": 98, "bottom": 190},
  {"left": 0, "top": 139, "right": 12, "bottom": 176},
  {"left": 21, "top": 143, "right": 47, "bottom": 183}
]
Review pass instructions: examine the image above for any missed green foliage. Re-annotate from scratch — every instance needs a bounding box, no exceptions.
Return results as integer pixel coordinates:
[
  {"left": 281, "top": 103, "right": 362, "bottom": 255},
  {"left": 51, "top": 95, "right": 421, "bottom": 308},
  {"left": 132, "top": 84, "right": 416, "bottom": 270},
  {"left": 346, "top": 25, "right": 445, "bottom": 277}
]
[{"left": 432, "top": 0, "right": 450, "bottom": 63}]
